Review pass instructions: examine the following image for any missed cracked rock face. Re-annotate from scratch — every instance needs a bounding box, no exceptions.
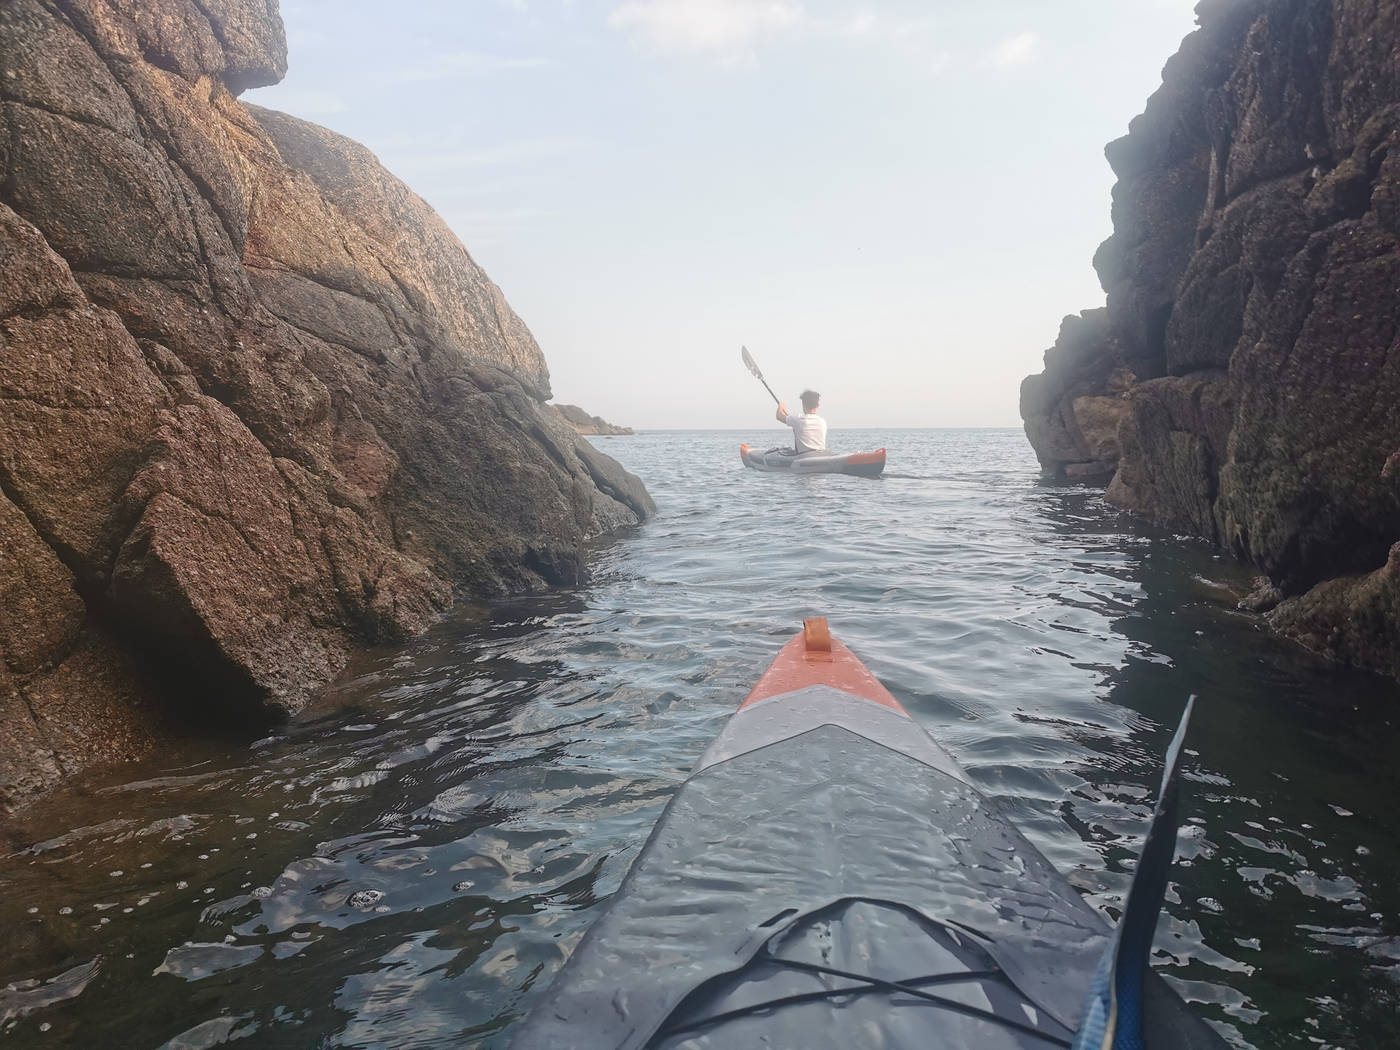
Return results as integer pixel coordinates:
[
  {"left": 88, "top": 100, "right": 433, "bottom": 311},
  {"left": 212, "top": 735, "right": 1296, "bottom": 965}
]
[
  {"left": 1020, "top": 0, "right": 1399, "bottom": 680},
  {"left": 0, "top": 0, "right": 654, "bottom": 813}
]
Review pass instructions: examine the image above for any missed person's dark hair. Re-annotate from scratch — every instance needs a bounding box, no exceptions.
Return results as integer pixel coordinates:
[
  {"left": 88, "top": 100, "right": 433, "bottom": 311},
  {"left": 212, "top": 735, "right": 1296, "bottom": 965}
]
[{"left": 800, "top": 389, "right": 820, "bottom": 411}]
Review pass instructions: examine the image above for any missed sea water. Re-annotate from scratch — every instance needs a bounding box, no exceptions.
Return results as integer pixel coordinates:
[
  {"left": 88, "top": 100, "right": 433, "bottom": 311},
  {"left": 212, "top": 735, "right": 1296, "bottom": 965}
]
[{"left": 1, "top": 429, "right": 1396, "bottom": 1049}]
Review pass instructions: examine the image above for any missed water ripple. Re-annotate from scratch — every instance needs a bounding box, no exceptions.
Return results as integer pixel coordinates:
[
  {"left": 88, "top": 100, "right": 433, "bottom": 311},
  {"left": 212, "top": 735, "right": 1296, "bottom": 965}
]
[{"left": 1, "top": 430, "right": 1397, "bottom": 1049}]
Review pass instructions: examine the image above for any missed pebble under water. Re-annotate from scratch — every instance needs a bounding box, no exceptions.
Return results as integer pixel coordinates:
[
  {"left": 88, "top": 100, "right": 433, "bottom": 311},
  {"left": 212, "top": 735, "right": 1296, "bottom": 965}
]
[{"left": 1, "top": 428, "right": 1398, "bottom": 1049}]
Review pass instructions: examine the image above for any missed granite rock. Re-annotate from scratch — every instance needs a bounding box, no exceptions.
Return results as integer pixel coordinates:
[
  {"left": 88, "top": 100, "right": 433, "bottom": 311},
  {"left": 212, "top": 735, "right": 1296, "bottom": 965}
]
[{"left": 0, "top": 0, "right": 652, "bottom": 813}]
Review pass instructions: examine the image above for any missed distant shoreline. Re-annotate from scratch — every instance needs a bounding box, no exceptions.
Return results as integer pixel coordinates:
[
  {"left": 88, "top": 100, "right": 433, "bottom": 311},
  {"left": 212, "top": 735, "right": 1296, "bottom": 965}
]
[{"left": 587, "top": 425, "right": 1026, "bottom": 433}]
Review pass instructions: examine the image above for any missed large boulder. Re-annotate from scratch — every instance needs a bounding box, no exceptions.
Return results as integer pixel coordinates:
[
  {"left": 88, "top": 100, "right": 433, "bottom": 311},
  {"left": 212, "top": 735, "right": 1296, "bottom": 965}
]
[
  {"left": 1020, "top": 0, "right": 1400, "bottom": 679},
  {"left": 0, "top": 0, "right": 652, "bottom": 813}
]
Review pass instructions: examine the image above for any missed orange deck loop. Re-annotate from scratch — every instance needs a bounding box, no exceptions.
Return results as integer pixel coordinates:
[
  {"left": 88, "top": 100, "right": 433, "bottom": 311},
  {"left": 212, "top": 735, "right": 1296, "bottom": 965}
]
[{"left": 803, "top": 617, "right": 832, "bottom": 656}]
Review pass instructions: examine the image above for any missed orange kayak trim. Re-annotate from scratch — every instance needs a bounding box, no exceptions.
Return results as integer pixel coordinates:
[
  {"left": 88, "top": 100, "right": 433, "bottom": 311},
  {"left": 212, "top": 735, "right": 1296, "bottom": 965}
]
[{"left": 739, "top": 617, "right": 907, "bottom": 714}]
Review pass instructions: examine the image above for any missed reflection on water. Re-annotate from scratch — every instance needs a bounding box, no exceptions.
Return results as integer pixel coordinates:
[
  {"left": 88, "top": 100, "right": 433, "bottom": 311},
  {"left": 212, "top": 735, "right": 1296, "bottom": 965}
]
[{"left": 1, "top": 429, "right": 1397, "bottom": 1049}]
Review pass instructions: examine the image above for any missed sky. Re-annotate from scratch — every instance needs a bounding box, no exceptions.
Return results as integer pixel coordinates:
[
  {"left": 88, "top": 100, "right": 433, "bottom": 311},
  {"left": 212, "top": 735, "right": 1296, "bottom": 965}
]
[{"left": 244, "top": 0, "right": 1202, "bottom": 429}]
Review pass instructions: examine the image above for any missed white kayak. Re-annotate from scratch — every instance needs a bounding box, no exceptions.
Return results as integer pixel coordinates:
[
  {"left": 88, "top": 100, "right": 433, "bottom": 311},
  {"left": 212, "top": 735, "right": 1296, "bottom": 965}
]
[{"left": 740, "top": 444, "right": 886, "bottom": 477}]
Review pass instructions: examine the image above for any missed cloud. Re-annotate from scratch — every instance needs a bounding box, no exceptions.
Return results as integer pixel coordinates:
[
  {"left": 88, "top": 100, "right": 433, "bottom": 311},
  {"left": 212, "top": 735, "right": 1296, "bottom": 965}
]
[
  {"left": 830, "top": 11, "right": 876, "bottom": 37},
  {"left": 813, "top": 9, "right": 939, "bottom": 41},
  {"left": 989, "top": 32, "right": 1036, "bottom": 68},
  {"left": 386, "top": 50, "right": 551, "bottom": 83},
  {"left": 805, "top": 9, "right": 948, "bottom": 70},
  {"left": 608, "top": 0, "right": 804, "bottom": 58}
]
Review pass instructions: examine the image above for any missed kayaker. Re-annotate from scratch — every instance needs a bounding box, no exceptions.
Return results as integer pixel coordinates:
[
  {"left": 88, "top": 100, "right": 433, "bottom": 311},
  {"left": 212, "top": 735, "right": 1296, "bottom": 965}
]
[{"left": 776, "top": 389, "right": 826, "bottom": 453}]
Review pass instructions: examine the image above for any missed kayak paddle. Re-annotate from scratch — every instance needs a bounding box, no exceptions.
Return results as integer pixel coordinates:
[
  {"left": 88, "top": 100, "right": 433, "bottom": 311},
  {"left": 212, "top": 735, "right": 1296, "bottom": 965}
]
[
  {"left": 1072, "top": 696, "right": 1196, "bottom": 1050},
  {"left": 741, "top": 345, "right": 780, "bottom": 405}
]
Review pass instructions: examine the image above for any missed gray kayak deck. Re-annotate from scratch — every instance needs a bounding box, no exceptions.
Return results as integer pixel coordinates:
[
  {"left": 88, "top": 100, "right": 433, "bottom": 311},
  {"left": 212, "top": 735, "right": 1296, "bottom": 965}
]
[{"left": 510, "top": 718, "right": 1227, "bottom": 1049}]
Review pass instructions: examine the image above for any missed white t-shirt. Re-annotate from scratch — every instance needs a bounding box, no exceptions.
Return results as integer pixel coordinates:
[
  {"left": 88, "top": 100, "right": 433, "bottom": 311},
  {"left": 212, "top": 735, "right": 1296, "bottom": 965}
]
[{"left": 782, "top": 411, "right": 827, "bottom": 453}]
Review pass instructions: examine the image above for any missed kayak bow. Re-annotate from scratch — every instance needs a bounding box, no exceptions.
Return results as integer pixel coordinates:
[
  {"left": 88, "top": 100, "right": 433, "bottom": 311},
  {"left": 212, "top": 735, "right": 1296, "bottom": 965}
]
[{"left": 512, "top": 619, "right": 1227, "bottom": 1049}]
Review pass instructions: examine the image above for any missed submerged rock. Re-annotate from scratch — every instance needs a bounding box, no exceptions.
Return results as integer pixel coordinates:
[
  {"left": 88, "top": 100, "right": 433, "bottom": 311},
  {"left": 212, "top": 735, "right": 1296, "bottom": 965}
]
[
  {"left": 1020, "top": 0, "right": 1400, "bottom": 679},
  {"left": 0, "top": 0, "right": 653, "bottom": 813}
]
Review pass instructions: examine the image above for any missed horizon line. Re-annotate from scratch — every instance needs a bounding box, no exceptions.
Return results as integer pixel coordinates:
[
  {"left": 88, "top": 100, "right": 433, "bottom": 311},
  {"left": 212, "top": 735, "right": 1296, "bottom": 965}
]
[{"left": 586, "top": 425, "right": 1028, "bottom": 432}]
